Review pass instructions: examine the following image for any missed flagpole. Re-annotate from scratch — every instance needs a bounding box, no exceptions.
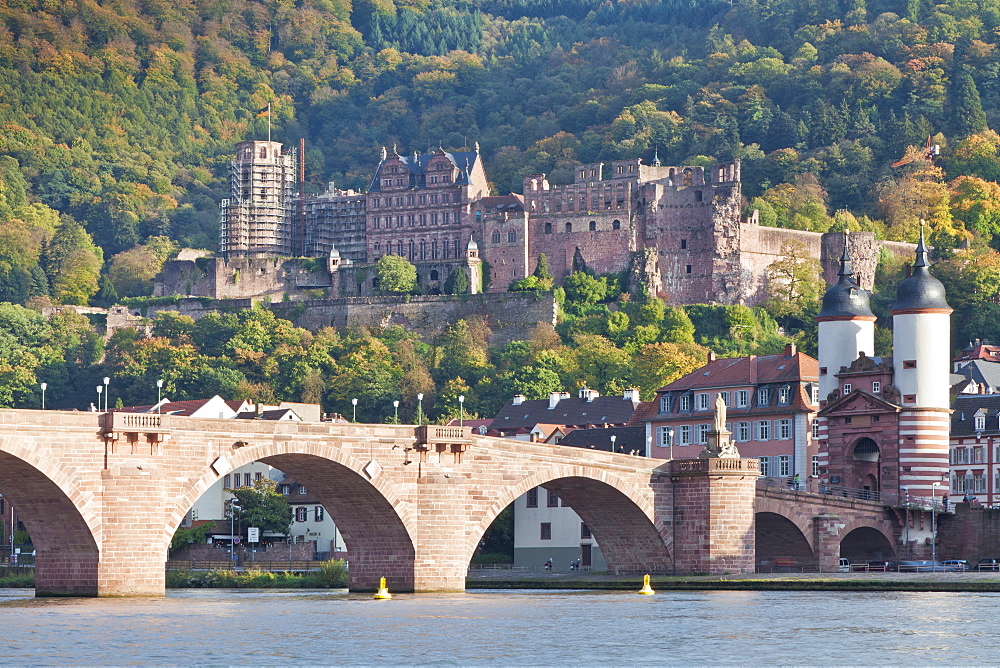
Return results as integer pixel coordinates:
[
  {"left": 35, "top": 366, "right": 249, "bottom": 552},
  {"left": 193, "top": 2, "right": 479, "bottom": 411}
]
[{"left": 267, "top": 102, "right": 271, "bottom": 143}]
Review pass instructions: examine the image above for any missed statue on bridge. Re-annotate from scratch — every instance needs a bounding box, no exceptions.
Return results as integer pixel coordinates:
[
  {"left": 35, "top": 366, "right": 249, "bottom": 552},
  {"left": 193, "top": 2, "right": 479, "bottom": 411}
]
[{"left": 700, "top": 393, "right": 741, "bottom": 459}]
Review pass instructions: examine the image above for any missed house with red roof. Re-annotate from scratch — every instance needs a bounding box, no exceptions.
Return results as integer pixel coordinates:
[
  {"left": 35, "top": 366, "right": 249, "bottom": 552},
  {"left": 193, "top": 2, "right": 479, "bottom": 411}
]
[{"left": 644, "top": 343, "right": 820, "bottom": 481}]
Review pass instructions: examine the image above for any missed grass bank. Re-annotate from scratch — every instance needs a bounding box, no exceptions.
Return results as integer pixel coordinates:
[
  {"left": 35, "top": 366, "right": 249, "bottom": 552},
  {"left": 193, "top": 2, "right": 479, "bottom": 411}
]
[
  {"left": 466, "top": 575, "right": 1000, "bottom": 592},
  {"left": 166, "top": 559, "right": 348, "bottom": 589}
]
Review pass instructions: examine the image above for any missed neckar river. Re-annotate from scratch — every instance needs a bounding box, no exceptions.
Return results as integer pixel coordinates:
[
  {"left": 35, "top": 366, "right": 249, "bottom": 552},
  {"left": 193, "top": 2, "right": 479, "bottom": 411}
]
[{"left": 2, "top": 587, "right": 997, "bottom": 664}]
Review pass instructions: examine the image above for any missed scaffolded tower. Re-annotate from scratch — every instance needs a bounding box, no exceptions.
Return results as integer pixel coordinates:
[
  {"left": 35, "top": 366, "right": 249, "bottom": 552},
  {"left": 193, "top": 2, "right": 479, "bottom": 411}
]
[{"left": 220, "top": 140, "right": 297, "bottom": 258}]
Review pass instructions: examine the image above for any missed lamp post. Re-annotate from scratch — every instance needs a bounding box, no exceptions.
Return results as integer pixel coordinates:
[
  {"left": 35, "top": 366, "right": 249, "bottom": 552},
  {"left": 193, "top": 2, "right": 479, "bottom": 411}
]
[
  {"left": 610, "top": 434, "right": 617, "bottom": 454},
  {"left": 393, "top": 400, "right": 399, "bottom": 424},
  {"left": 416, "top": 393, "right": 424, "bottom": 426},
  {"left": 40, "top": 383, "right": 46, "bottom": 410},
  {"left": 156, "top": 379, "right": 163, "bottom": 414},
  {"left": 103, "top": 376, "right": 110, "bottom": 412},
  {"left": 352, "top": 398, "right": 358, "bottom": 423},
  {"left": 95, "top": 385, "right": 103, "bottom": 412},
  {"left": 932, "top": 482, "right": 942, "bottom": 567},
  {"left": 230, "top": 501, "right": 241, "bottom": 561},
  {"left": 646, "top": 435, "right": 653, "bottom": 459},
  {"left": 458, "top": 395, "right": 465, "bottom": 427}
]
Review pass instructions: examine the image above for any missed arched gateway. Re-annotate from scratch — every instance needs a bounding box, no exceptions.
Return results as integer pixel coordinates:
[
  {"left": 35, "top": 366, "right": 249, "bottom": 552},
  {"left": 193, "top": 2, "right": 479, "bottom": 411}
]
[{"left": 0, "top": 409, "right": 761, "bottom": 596}]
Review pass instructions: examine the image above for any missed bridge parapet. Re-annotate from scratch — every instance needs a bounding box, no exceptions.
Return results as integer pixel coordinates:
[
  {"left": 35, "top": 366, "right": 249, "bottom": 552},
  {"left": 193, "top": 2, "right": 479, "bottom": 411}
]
[
  {"left": 415, "top": 425, "right": 471, "bottom": 463},
  {"left": 671, "top": 457, "right": 760, "bottom": 476},
  {"left": 102, "top": 411, "right": 171, "bottom": 443}
]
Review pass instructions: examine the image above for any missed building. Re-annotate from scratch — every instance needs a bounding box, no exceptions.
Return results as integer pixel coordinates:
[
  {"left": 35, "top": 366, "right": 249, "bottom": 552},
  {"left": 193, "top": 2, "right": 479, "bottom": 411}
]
[
  {"left": 302, "top": 183, "right": 367, "bottom": 263},
  {"left": 949, "top": 394, "right": 1000, "bottom": 505},
  {"left": 644, "top": 344, "right": 819, "bottom": 480}
]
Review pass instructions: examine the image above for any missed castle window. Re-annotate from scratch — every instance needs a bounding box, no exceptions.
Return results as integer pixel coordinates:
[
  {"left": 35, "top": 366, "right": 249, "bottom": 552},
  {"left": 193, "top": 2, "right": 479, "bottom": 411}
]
[
  {"left": 476, "top": 210, "right": 482, "bottom": 222},
  {"left": 566, "top": 222, "right": 572, "bottom": 233},
  {"left": 507, "top": 230, "right": 517, "bottom": 243},
  {"left": 430, "top": 270, "right": 439, "bottom": 281},
  {"left": 617, "top": 165, "right": 624, "bottom": 174},
  {"left": 374, "top": 217, "right": 381, "bottom": 229},
  {"left": 589, "top": 221, "right": 597, "bottom": 231},
  {"left": 432, "top": 241, "right": 438, "bottom": 259},
  {"left": 545, "top": 223, "right": 552, "bottom": 234},
  {"left": 685, "top": 265, "right": 692, "bottom": 274},
  {"left": 420, "top": 241, "right": 426, "bottom": 259},
  {"left": 903, "top": 360, "right": 917, "bottom": 369},
  {"left": 408, "top": 240, "right": 415, "bottom": 260},
  {"left": 408, "top": 215, "right": 415, "bottom": 226},
  {"left": 259, "top": 147, "right": 267, "bottom": 158},
  {"left": 613, "top": 219, "right": 621, "bottom": 230},
  {"left": 420, "top": 214, "right": 426, "bottom": 226},
  {"left": 843, "top": 383, "right": 852, "bottom": 394},
  {"left": 872, "top": 381, "right": 881, "bottom": 393},
  {"left": 374, "top": 242, "right": 381, "bottom": 254},
  {"left": 681, "top": 239, "right": 687, "bottom": 249},
  {"left": 492, "top": 231, "right": 501, "bottom": 244},
  {"left": 695, "top": 190, "right": 703, "bottom": 202}
]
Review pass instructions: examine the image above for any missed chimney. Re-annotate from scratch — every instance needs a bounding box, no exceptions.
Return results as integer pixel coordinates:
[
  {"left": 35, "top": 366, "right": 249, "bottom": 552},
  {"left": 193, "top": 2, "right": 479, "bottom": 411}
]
[
  {"left": 255, "top": 402, "right": 264, "bottom": 418},
  {"left": 707, "top": 350, "right": 716, "bottom": 363},
  {"left": 748, "top": 355, "right": 757, "bottom": 385},
  {"left": 512, "top": 394, "right": 525, "bottom": 406},
  {"left": 548, "top": 392, "right": 562, "bottom": 409},
  {"left": 623, "top": 388, "right": 640, "bottom": 402},
  {"left": 785, "top": 343, "right": 797, "bottom": 356}
]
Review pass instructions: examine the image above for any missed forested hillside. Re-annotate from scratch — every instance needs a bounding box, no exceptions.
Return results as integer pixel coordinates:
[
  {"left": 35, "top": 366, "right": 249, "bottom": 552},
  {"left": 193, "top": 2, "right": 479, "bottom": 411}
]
[{"left": 4, "top": 0, "right": 1000, "bottom": 412}]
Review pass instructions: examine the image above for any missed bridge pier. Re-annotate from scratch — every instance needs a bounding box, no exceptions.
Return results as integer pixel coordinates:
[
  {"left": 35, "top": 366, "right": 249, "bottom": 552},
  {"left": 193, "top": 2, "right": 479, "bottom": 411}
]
[
  {"left": 669, "top": 458, "right": 759, "bottom": 574},
  {"left": 813, "top": 513, "right": 844, "bottom": 572}
]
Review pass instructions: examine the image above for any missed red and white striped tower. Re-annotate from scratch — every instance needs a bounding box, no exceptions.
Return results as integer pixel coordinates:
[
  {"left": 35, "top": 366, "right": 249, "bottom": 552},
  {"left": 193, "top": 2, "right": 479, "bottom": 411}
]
[
  {"left": 815, "top": 232, "right": 876, "bottom": 473},
  {"left": 891, "top": 225, "right": 952, "bottom": 496}
]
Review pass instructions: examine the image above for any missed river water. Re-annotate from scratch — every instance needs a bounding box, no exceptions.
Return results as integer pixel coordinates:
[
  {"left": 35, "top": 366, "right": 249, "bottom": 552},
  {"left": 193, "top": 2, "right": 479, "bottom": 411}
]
[{"left": 1, "top": 587, "right": 997, "bottom": 664}]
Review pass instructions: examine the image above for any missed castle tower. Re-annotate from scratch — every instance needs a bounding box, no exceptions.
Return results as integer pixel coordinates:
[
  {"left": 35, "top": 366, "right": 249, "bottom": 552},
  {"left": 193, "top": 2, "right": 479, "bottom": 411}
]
[
  {"left": 816, "top": 232, "right": 876, "bottom": 404},
  {"left": 890, "top": 225, "right": 952, "bottom": 494},
  {"left": 219, "top": 140, "right": 297, "bottom": 258}
]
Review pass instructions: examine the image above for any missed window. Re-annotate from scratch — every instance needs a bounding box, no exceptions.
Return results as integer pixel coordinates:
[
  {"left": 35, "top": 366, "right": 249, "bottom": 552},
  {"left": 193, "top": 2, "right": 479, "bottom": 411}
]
[
  {"left": 678, "top": 425, "right": 691, "bottom": 445},
  {"left": 811, "top": 385, "right": 819, "bottom": 404},
  {"left": 680, "top": 395, "right": 691, "bottom": 411},
  {"left": 298, "top": 485, "right": 307, "bottom": 494},
  {"left": 657, "top": 426, "right": 673, "bottom": 448},
  {"left": 295, "top": 507, "right": 308, "bottom": 522},
  {"left": 974, "top": 446, "right": 984, "bottom": 463},
  {"left": 280, "top": 485, "right": 290, "bottom": 495},
  {"left": 904, "top": 394, "right": 916, "bottom": 403},
  {"left": 736, "top": 390, "right": 749, "bottom": 408},
  {"left": 820, "top": 367, "right": 827, "bottom": 375},
  {"left": 565, "top": 222, "right": 572, "bottom": 233},
  {"left": 696, "top": 393, "right": 710, "bottom": 410},
  {"left": 812, "top": 455, "right": 820, "bottom": 477},
  {"left": 695, "top": 424, "right": 709, "bottom": 444},
  {"left": 526, "top": 488, "right": 538, "bottom": 508},
  {"left": 812, "top": 419, "right": 820, "bottom": 438},
  {"left": 547, "top": 490, "right": 559, "bottom": 507},
  {"left": 315, "top": 506, "right": 324, "bottom": 522},
  {"left": 223, "top": 474, "right": 231, "bottom": 489},
  {"left": 589, "top": 221, "right": 596, "bottom": 231},
  {"left": 778, "top": 455, "right": 790, "bottom": 477},
  {"left": 581, "top": 523, "right": 591, "bottom": 539},
  {"left": 974, "top": 473, "right": 986, "bottom": 493},
  {"left": 903, "top": 360, "right": 917, "bottom": 369},
  {"left": 242, "top": 473, "right": 250, "bottom": 486},
  {"left": 778, "top": 386, "right": 790, "bottom": 404},
  {"left": 757, "top": 388, "right": 770, "bottom": 406},
  {"left": 952, "top": 473, "right": 967, "bottom": 493},
  {"left": 976, "top": 415, "right": 986, "bottom": 431},
  {"left": 736, "top": 422, "right": 751, "bottom": 442},
  {"left": 681, "top": 239, "right": 687, "bottom": 249},
  {"left": 843, "top": 383, "right": 852, "bottom": 394},
  {"left": 719, "top": 391, "right": 730, "bottom": 407},
  {"left": 685, "top": 265, "right": 692, "bottom": 274},
  {"left": 508, "top": 230, "right": 517, "bottom": 243},
  {"left": 872, "top": 381, "right": 881, "bottom": 394},
  {"left": 255, "top": 472, "right": 262, "bottom": 481},
  {"left": 777, "top": 419, "right": 792, "bottom": 440},
  {"left": 540, "top": 523, "right": 552, "bottom": 540},
  {"left": 612, "top": 219, "right": 621, "bottom": 230},
  {"left": 759, "top": 456, "right": 772, "bottom": 476},
  {"left": 659, "top": 395, "right": 671, "bottom": 414},
  {"left": 545, "top": 223, "right": 552, "bottom": 234},
  {"left": 755, "top": 420, "right": 771, "bottom": 441}
]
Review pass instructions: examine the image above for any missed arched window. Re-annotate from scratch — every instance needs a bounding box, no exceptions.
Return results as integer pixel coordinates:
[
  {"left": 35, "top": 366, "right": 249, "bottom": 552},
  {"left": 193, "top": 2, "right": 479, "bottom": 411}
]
[
  {"left": 259, "top": 147, "right": 267, "bottom": 158},
  {"left": 408, "top": 240, "right": 415, "bottom": 259},
  {"left": 492, "top": 231, "right": 501, "bottom": 244},
  {"left": 374, "top": 242, "right": 381, "bottom": 254},
  {"left": 420, "top": 240, "right": 427, "bottom": 259},
  {"left": 396, "top": 240, "right": 403, "bottom": 255},
  {"left": 589, "top": 221, "right": 596, "bottom": 231},
  {"left": 853, "top": 438, "right": 880, "bottom": 462},
  {"left": 565, "top": 222, "right": 572, "bottom": 233},
  {"left": 507, "top": 230, "right": 517, "bottom": 243},
  {"left": 545, "top": 223, "right": 552, "bottom": 234},
  {"left": 612, "top": 219, "right": 621, "bottom": 230},
  {"left": 430, "top": 270, "right": 440, "bottom": 281},
  {"left": 432, "top": 240, "right": 439, "bottom": 259},
  {"left": 476, "top": 210, "right": 482, "bottom": 222}
]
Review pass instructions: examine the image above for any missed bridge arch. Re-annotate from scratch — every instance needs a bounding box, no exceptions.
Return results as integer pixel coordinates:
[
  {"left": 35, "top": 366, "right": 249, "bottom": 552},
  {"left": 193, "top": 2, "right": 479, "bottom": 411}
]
[
  {"left": 0, "top": 445, "right": 102, "bottom": 596},
  {"left": 839, "top": 516, "right": 896, "bottom": 561},
  {"left": 754, "top": 511, "right": 815, "bottom": 570},
  {"left": 170, "top": 441, "right": 417, "bottom": 592},
  {"left": 466, "top": 465, "right": 670, "bottom": 574}
]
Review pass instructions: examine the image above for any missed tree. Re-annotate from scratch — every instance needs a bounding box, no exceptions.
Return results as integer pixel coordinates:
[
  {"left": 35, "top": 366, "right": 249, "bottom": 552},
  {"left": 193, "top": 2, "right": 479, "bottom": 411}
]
[
  {"left": 563, "top": 271, "right": 607, "bottom": 305},
  {"left": 950, "top": 67, "right": 988, "bottom": 139},
  {"left": 444, "top": 266, "right": 469, "bottom": 294},
  {"left": 533, "top": 254, "right": 553, "bottom": 282},
  {"left": 763, "top": 241, "right": 825, "bottom": 329},
  {"left": 231, "top": 477, "right": 293, "bottom": 538},
  {"left": 375, "top": 255, "right": 417, "bottom": 293}
]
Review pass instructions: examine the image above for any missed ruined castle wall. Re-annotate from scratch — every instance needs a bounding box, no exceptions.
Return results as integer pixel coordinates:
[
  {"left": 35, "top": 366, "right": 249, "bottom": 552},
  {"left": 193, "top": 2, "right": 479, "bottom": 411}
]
[
  {"left": 142, "top": 293, "right": 556, "bottom": 348},
  {"left": 154, "top": 258, "right": 331, "bottom": 300},
  {"left": 738, "top": 225, "right": 823, "bottom": 305},
  {"left": 528, "top": 220, "right": 632, "bottom": 280}
]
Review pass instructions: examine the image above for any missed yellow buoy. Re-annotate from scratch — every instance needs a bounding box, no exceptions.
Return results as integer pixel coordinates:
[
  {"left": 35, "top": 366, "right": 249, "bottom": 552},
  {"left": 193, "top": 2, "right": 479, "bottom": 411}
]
[
  {"left": 638, "top": 573, "right": 655, "bottom": 595},
  {"left": 374, "top": 576, "right": 392, "bottom": 600}
]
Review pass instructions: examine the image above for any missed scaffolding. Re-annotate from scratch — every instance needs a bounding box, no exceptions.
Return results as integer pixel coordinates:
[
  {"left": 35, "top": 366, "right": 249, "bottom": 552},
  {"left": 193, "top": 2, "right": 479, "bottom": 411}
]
[{"left": 220, "top": 140, "right": 297, "bottom": 258}]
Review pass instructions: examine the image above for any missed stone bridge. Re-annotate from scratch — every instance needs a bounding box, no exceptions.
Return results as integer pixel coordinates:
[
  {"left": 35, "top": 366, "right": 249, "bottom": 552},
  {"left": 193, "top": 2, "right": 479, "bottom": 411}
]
[
  {"left": 0, "top": 409, "right": 761, "bottom": 596},
  {"left": 0, "top": 410, "right": 925, "bottom": 596}
]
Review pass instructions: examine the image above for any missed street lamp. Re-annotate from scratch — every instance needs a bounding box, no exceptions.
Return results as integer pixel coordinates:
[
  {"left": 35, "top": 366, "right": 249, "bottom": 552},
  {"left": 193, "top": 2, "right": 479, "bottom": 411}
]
[
  {"left": 230, "top": 501, "right": 241, "bottom": 561},
  {"left": 95, "top": 385, "right": 103, "bottom": 412},
  {"left": 156, "top": 379, "right": 164, "bottom": 414},
  {"left": 416, "top": 393, "right": 424, "bottom": 426},
  {"left": 103, "top": 376, "right": 110, "bottom": 412},
  {"left": 932, "top": 481, "right": 942, "bottom": 567},
  {"left": 352, "top": 398, "right": 358, "bottom": 423},
  {"left": 902, "top": 486, "right": 910, "bottom": 558},
  {"left": 393, "top": 400, "right": 399, "bottom": 423},
  {"left": 646, "top": 435, "right": 653, "bottom": 459},
  {"left": 458, "top": 395, "right": 465, "bottom": 428},
  {"left": 610, "top": 434, "right": 617, "bottom": 454},
  {"left": 40, "top": 383, "right": 46, "bottom": 410}
]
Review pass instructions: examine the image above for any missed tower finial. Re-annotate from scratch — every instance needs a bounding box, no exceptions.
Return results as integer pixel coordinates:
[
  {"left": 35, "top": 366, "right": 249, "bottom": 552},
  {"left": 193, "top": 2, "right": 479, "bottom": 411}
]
[
  {"left": 838, "top": 230, "right": 854, "bottom": 278},
  {"left": 381, "top": 146, "right": 387, "bottom": 161},
  {"left": 653, "top": 146, "right": 661, "bottom": 167},
  {"left": 914, "top": 219, "right": 930, "bottom": 268}
]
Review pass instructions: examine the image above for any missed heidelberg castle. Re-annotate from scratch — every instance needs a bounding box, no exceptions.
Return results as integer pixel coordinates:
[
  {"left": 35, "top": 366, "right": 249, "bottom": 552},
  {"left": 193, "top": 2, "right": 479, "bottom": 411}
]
[{"left": 155, "top": 140, "right": 915, "bottom": 304}]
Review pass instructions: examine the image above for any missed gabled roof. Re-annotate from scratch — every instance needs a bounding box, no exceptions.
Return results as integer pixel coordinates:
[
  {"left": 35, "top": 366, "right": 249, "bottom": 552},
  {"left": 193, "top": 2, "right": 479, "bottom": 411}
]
[
  {"left": 658, "top": 350, "right": 818, "bottom": 392},
  {"left": 952, "top": 394, "right": 1000, "bottom": 436},
  {"left": 235, "top": 408, "right": 302, "bottom": 421},
  {"left": 954, "top": 360, "right": 1000, "bottom": 394},
  {"left": 491, "top": 395, "right": 642, "bottom": 431},
  {"left": 116, "top": 396, "right": 249, "bottom": 418},
  {"left": 476, "top": 193, "right": 525, "bottom": 212},
  {"left": 369, "top": 148, "right": 480, "bottom": 191},
  {"left": 559, "top": 426, "right": 647, "bottom": 455},
  {"left": 818, "top": 389, "right": 901, "bottom": 417},
  {"left": 954, "top": 343, "right": 1000, "bottom": 364}
]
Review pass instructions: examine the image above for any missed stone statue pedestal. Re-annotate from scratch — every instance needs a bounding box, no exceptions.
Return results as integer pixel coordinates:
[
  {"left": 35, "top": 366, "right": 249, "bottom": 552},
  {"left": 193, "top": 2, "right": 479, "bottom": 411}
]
[{"left": 699, "top": 428, "right": 740, "bottom": 459}]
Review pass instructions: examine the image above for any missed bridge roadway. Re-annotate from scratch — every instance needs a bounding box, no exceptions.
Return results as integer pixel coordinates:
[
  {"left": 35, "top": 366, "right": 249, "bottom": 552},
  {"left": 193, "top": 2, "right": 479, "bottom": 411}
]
[{"left": 0, "top": 409, "right": 903, "bottom": 596}]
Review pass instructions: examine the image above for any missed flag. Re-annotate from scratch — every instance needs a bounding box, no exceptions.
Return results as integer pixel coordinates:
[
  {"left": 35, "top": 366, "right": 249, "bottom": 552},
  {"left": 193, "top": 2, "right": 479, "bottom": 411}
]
[{"left": 257, "top": 105, "right": 270, "bottom": 116}]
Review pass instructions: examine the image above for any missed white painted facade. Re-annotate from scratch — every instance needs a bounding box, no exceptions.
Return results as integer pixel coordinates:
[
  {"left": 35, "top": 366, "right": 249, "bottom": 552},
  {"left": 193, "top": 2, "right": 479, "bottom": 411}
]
[
  {"left": 892, "top": 312, "right": 951, "bottom": 409},
  {"left": 817, "top": 319, "right": 874, "bottom": 400},
  {"left": 512, "top": 486, "right": 605, "bottom": 571}
]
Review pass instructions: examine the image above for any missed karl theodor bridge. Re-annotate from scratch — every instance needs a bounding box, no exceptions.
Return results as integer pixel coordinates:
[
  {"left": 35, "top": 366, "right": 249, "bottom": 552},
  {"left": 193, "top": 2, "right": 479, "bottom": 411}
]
[{"left": 0, "top": 409, "right": 908, "bottom": 596}]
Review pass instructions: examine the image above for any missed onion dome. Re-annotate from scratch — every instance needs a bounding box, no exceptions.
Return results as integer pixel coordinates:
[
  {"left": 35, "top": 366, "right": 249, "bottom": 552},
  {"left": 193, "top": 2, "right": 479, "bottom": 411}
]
[
  {"left": 890, "top": 225, "right": 951, "bottom": 312},
  {"left": 467, "top": 237, "right": 478, "bottom": 252},
  {"left": 817, "top": 232, "right": 875, "bottom": 319}
]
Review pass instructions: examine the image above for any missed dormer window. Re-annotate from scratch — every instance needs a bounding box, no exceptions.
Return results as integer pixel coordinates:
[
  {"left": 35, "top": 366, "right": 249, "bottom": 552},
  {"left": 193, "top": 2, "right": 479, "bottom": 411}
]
[
  {"left": 872, "top": 381, "right": 881, "bottom": 393},
  {"left": 679, "top": 395, "right": 691, "bottom": 412},
  {"left": 843, "top": 383, "right": 852, "bottom": 394},
  {"left": 659, "top": 395, "right": 672, "bottom": 414},
  {"left": 778, "top": 386, "right": 790, "bottom": 404},
  {"left": 976, "top": 415, "right": 986, "bottom": 431},
  {"left": 757, "top": 388, "right": 770, "bottom": 405}
]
